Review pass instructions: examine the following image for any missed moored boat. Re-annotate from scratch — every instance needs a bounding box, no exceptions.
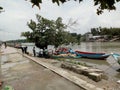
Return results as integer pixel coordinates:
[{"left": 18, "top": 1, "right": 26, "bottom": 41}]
[{"left": 75, "top": 50, "right": 110, "bottom": 60}]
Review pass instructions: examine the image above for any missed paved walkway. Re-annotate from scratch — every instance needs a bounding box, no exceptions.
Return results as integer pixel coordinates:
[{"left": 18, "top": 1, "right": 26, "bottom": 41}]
[
  {"left": 0, "top": 47, "right": 103, "bottom": 90},
  {"left": 0, "top": 46, "right": 18, "bottom": 55}
]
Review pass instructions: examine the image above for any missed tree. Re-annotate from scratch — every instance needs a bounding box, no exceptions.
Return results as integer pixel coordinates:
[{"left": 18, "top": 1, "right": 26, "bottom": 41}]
[
  {"left": 0, "top": 6, "right": 3, "bottom": 13},
  {"left": 90, "top": 27, "right": 120, "bottom": 39},
  {"left": 0, "top": 0, "right": 120, "bottom": 14},
  {"left": 21, "top": 15, "right": 77, "bottom": 49},
  {"left": 28, "top": 0, "right": 120, "bottom": 15}
]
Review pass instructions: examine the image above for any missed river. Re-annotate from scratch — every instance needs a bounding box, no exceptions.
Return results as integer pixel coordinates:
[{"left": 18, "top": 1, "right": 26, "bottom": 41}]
[{"left": 22, "top": 42, "right": 120, "bottom": 81}]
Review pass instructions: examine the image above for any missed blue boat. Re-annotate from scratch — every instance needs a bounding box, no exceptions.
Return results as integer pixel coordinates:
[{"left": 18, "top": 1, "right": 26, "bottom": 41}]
[
  {"left": 75, "top": 51, "right": 110, "bottom": 60},
  {"left": 112, "top": 53, "right": 120, "bottom": 65}
]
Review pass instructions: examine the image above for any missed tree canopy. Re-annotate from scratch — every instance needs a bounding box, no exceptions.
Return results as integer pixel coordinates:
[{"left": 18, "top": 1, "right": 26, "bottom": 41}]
[
  {"left": 28, "top": 0, "right": 120, "bottom": 15},
  {"left": 0, "top": 0, "right": 120, "bottom": 14},
  {"left": 91, "top": 27, "right": 120, "bottom": 39},
  {"left": 21, "top": 14, "right": 80, "bottom": 49}
]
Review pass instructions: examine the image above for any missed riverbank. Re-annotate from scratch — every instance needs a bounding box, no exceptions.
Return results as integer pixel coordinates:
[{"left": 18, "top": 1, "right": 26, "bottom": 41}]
[{"left": 0, "top": 47, "right": 120, "bottom": 90}]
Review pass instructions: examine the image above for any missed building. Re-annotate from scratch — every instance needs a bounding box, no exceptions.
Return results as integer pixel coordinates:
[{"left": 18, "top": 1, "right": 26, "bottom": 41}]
[{"left": 85, "top": 33, "right": 93, "bottom": 41}]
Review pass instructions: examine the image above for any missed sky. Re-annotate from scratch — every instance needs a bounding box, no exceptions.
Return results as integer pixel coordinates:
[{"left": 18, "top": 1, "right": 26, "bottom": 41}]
[{"left": 0, "top": 0, "right": 120, "bottom": 41}]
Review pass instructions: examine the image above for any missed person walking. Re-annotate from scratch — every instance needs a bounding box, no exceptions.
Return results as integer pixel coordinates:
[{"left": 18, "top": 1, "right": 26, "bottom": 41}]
[
  {"left": 24, "top": 46, "right": 28, "bottom": 54},
  {"left": 33, "top": 47, "right": 36, "bottom": 56}
]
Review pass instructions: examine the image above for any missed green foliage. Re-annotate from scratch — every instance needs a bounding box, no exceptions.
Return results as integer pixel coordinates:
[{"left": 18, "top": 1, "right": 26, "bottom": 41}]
[
  {"left": 21, "top": 15, "right": 79, "bottom": 49},
  {"left": 0, "top": 0, "right": 120, "bottom": 14},
  {"left": 21, "top": 14, "right": 80, "bottom": 48},
  {"left": 91, "top": 27, "right": 120, "bottom": 38},
  {"left": 6, "top": 39, "right": 27, "bottom": 43},
  {"left": 29, "top": 0, "right": 120, "bottom": 15}
]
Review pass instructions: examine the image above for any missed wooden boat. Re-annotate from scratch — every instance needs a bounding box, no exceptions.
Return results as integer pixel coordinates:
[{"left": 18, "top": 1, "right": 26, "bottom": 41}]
[
  {"left": 75, "top": 50, "right": 110, "bottom": 59},
  {"left": 112, "top": 53, "right": 120, "bottom": 65}
]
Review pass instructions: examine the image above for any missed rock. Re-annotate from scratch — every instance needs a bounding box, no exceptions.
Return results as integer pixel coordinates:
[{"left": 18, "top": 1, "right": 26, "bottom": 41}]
[
  {"left": 61, "top": 63, "right": 72, "bottom": 70},
  {"left": 61, "top": 62, "right": 103, "bottom": 82},
  {"left": 76, "top": 65, "right": 89, "bottom": 70},
  {"left": 89, "top": 72, "right": 102, "bottom": 82},
  {"left": 75, "top": 68, "right": 83, "bottom": 74},
  {"left": 89, "top": 69, "right": 103, "bottom": 73},
  {"left": 82, "top": 69, "right": 90, "bottom": 76}
]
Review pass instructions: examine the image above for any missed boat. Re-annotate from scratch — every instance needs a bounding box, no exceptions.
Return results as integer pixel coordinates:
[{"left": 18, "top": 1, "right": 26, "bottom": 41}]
[
  {"left": 75, "top": 50, "right": 110, "bottom": 59},
  {"left": 112, "top": 53, "right": 120, "bottom": 65},
  {"left": 51, "top": 54, "right": 82, "bottom": 59}
]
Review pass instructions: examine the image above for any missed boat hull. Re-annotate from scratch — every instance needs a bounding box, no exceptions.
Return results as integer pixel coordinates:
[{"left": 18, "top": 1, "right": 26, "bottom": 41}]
[{"left": 75, "top": 51, "right": 110, "bottom": 60}]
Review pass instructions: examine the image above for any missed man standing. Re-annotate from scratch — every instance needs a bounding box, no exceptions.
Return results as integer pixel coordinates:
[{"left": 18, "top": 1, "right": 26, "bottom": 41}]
[
  {"left": 4, "top": 42, "right": 7, "bottom": 48},
  {"left": 33, "top": 47, "right": 36, "bottom": 56}
]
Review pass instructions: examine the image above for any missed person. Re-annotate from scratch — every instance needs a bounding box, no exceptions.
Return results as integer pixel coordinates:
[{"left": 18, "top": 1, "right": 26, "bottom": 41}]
[
  {"left": 33, "top": 47, "right": 36, "bottom": 56},
  {"left": 21, "top": 46, "right": 25, "bottom": 54},
  {"left": 24, "top": 46, "right": 28, "bottom": 54},
  {"left": 39, "top": 49, "right": 43, "bottom": 57},
  {"left": 4, "top": 42, "right": 7, "bottom": 48},
  {"left": 43, "top": 48, "right": 46, "bottom": 57},
  {"left": 69, "top": 48, "right": 75, "bottom": 54}
]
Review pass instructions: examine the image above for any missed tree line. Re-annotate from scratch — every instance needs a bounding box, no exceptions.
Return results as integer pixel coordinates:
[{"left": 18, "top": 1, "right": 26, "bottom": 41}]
[{"left": 91, "top": 27, "right": 120, "bottom": 39}]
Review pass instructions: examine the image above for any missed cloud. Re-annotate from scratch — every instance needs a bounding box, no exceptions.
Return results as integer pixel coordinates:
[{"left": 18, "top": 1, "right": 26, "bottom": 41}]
[{"left": 0, "top": 0, "right": 120, "bottom": 41}]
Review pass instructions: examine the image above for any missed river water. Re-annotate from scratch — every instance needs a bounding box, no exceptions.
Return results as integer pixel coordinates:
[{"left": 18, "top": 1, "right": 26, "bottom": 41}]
[
  {"left": 22, "top": 42, "right": 120, "bottom": 81},
  {"left": 65, "top": 42, "right": 120, "bottom": 81}
]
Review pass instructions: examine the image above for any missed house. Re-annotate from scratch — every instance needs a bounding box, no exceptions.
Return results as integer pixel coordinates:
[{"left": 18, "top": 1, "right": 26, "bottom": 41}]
[{"left": 85, "top": 33, "right": 93, "bottom": 41}]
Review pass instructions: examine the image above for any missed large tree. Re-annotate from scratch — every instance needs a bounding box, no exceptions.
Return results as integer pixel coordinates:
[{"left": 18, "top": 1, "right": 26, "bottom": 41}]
[
  {"left": 0, "top": 0, "right": 120, "bottom": 14},
  {"left": 21, "top": 14, "right": 76, "bottom": 49},
  {"left": 28, "top": 0, "right": 120, "bottom": 15}
]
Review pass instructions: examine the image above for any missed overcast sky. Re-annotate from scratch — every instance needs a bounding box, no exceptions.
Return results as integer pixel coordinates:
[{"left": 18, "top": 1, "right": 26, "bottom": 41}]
[{"left": 0, "top": 0, "right": 120, "bottom": 41}]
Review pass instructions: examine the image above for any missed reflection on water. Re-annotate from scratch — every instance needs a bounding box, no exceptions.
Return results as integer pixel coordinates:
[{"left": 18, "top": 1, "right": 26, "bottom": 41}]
[
  {"left": 22, "top": 42, "right": 120, "bottom": 53},
  {"left": 65, "top": 42, "right": 120, "bottom": 53}
]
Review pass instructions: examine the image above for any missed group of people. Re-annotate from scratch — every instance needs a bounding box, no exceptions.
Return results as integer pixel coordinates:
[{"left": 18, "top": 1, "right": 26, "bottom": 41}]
[
  {"left": 33, "top": 47, "right": 49, "bottom": 58},
  {"left": 55, "top": 47, "right": 75, "bottom": 54},
  {"left": 20, "top": 46, "right": 50, "bottom": 58},
  {"left": 21, "top": 46, "right": 28, "bottom": 54}
]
